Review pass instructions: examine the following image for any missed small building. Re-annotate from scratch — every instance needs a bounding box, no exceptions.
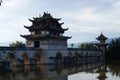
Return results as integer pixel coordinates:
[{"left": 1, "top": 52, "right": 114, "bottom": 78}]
[{"left": 95, "top": 33, "right": 108, "bottom": 58}]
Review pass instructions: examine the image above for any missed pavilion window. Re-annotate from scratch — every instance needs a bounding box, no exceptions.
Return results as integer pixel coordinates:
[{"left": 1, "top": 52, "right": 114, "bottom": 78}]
[
  {"left": 41, "top": 31, "right": 45, "bottom": 34},
  {"left": 41, "top": 31, "right": 49, "bottom": 34},
  {"left": 46, "top": 31, "right": 49, "bottom": 34},
  {"left": 60, "top": 33, "right": 63, "bottom": 36},
  {"left": 31, "top": 32, "right": 35, "bottom": 35}
]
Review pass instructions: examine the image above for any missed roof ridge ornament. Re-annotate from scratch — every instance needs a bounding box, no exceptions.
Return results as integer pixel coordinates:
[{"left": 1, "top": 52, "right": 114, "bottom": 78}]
[
  {"left": 101, "top": 31, "right": 102, "bottom": 34},
  {"left": 39, "top": 14, "right": 41, "bottom": 18}
]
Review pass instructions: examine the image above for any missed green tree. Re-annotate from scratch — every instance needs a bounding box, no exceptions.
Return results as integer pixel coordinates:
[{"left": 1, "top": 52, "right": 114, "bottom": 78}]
[
  {"left": 70, "top": 43, "right": 74, "bottom": 48},
  {"left": 9, "top": 41, "right": 26, "bottom": 47},
  {"left": 106, "top": 37, "right": 120, "bottom": 60},
  {"left": 78, "top": 43, "right": 85, "bottom": 49},
  {"left": 78, "top": 43, "right": 96, "bottom": 50}
]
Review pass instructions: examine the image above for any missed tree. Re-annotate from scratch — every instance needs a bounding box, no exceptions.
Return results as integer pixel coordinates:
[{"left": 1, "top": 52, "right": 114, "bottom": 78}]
[
  {"left": 78, "top": 43, "right": 96, "bottom": 50},
  {"left": 0, "top": 0, "right": 9, "bottom": 6},
  {"left": 0, "top": 0, "right": 3, "bottom": 6},
  {"left": 9, "top": 41, "right": 26, "bottom": 47},
  {"left": 78, "top": 43, "right": 85, "bottom": 49},
  {"left": 106, "top": 37, "right": 120, "bottom": 60},
  {"left": 70, "top": 43, "right": 74, "bottom": 48}
]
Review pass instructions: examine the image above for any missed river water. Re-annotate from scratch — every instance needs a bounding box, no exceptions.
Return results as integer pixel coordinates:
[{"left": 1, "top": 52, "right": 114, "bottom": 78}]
[{"left": 0, "top": 60, "right": 120, "bottom": 80}]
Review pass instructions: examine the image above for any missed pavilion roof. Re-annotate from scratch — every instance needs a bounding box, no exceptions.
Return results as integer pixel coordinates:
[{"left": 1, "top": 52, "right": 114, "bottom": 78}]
[
  {"left": 96, "top": 33, "right": 108, "bottom": 40},
  {"left": 20, "top": 34, "right": 71, "bottom": 40},
  {"left": 24, "top": 12, "right": 68, "bottom": 33}
]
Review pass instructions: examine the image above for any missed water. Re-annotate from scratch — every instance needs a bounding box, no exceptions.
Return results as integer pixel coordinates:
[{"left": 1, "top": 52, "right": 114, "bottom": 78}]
[{"left": 0, "top": 60, "right": 119, "bottom": 80}]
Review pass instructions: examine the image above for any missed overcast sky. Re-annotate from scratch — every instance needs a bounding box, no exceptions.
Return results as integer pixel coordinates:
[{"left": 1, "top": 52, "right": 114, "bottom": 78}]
[{"left": 0, "top": 0, "right": 120, "bottom": 45}]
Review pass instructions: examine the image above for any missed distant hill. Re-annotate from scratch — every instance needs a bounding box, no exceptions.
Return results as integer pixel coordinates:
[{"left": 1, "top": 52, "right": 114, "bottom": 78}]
[
  {"left": 0, "top": 42, "right": 10, "bottom": 46},
  {"left": 106, "top": 38, "right": 113, "bottom": 43},
  {"left": 68, "top": 38, "right": 115, "bottom": 48},
  {"left": 0, "top": 41, "right": 25, "bottom": 47},
  {"left": 0, "top": 38, "right": 116, "bottom": 47}
]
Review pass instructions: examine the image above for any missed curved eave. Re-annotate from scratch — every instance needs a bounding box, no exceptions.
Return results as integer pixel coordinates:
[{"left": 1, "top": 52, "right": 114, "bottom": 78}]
[
  {"left": 96, "top": 37, "right": 108, "bottom": 40},
  {"left": 20, "top": 34, "right": 48, "bottom": 40},
  {"left": 20, "top": 35, "right": 29, "bottom": 38},
  {"left": 52, "top": 36, "right": 72, "bottom": 40},
  {"left": 20, "top": 34, "right": 71, "bottom": 40},
  {"left": 28, "top": 18, "right": 34, "bottom": 22},
  {"left": 63, "top": 28, "right": 68, "bottom": 31},
  {"left": 59, "top": 22, "right": 64, "bottom": 25},
  {"left": 29, "top": 27, "right": 48, "bottom": 31},
  {"left": 24, "top": 26, "right": 47, "bottom": 31},
  {"left": 27, "top": 27, "right": 68, "bottom": 33},
  {"left": 55, "top": 18, "right": 61, "bottom": 21},
  {"left": 49, "top": 26, "right": 68, "bottom": 32},
  {"left": 95, "top": 43, "right": 108, "bottom": 46},
  {"left": 24, "top": 25, "right": 31, "bottom": 29}
]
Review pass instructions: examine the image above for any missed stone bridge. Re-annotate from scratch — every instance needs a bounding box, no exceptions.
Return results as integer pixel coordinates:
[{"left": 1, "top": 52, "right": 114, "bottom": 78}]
[{"left": 0, "top": 47, "right": 102, "bottom": 66}]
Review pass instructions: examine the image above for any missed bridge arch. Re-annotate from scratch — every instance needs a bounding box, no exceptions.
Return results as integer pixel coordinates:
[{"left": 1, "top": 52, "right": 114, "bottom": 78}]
[
  {"left": 22, "top": 53, "right": 30, "bottom": 65},
  {"left": 68, "top": 52, "right": 73, "bottom": 57},
  {"left": 34, "top": 53, "right": 41, "bottom": 63},
  {"left": 7, "top": 52, "right": 17, "bottom": 66},
  {"left": 7, "top": 53, "right": 15, "bottom": 60}
]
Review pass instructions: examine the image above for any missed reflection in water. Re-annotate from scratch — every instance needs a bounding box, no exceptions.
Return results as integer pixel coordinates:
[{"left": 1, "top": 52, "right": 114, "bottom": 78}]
[
  {"left": 0, "top": 60, "right": 120, "bottom": 80},
  {"left": 96, "top": 65, "right": 108, "bottom": 80},
  {"left": 107, "top": 60, "right": 120, "bottom": 77},
  {"left": 69, "top": 60, "right": 120, "bottom": 80}
]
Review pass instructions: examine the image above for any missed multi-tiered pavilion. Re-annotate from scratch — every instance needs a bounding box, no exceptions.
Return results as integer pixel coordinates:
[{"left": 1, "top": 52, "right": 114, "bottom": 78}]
[{"left": 21, "top": 12, "right": 71, "bottom": 49}]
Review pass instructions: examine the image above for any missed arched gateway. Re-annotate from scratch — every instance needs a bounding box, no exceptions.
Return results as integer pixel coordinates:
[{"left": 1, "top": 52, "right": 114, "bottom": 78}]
[{"left": 55, "top": 52, "right": 62, "bottom": 64}]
